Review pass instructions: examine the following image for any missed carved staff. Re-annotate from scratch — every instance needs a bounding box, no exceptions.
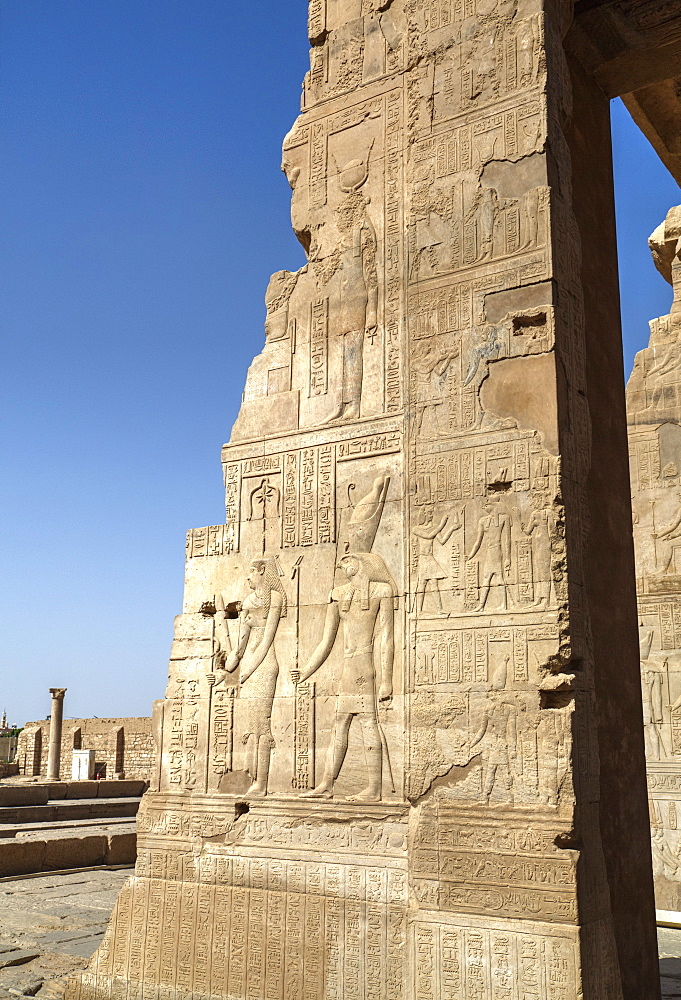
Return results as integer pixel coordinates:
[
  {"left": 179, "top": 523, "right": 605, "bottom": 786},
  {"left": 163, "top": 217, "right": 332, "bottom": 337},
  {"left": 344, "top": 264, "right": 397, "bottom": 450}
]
[
  {"left": 200, "top": 596, "right": 218, "bottom": 794},
  {"left": 290, "top": 555, "right": 304, "bottom": 669},
  {"left": 652, "top": 500, "right": 658, "bottom": 571},
  {"left": 377, "top": 716, "right": 395, "bottom": 794}
]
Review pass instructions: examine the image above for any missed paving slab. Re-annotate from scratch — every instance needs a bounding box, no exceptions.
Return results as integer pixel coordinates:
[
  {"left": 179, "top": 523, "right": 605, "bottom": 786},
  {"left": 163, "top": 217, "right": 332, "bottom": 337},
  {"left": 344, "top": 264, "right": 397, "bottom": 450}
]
[{"left": 0, "top": 869, "right": 130, "bottom": 999}]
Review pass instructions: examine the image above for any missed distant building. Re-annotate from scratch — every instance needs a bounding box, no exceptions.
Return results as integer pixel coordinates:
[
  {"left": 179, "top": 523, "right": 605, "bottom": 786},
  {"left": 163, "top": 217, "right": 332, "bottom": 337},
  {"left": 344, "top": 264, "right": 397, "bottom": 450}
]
[{"left": 14, "top": 716, "right": 155, "bottom": 781}]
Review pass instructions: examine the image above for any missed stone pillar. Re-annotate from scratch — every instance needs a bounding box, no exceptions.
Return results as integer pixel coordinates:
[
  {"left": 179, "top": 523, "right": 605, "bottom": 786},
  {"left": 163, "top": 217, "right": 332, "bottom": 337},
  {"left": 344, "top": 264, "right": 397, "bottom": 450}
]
[
  {"left": 66, "top": 4, "right": 661, "bottom": 1000},
  {"left": 46, "top": 688, "right": 66, "bottom": 781}
]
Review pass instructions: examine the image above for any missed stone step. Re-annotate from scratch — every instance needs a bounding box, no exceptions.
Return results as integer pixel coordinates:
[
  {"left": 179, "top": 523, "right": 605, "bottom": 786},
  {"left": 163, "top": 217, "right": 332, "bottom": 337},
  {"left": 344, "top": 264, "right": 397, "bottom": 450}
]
[
  {"left": 0, "top": 826, "right": 136, "bottom": 876},
  {"left": 1, "top": 816, "right": 136, "bottom": 839},
  {"left": 0, "top": 780, "right": 147, "bottom": 807},
  {"left": 0, "top": 797, "right": 142, "bottom": 826}
]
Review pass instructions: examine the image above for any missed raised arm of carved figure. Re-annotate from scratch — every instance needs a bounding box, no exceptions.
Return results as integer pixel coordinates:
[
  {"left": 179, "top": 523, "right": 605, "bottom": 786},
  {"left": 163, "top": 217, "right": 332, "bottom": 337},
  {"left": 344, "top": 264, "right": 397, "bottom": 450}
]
[
  {"left": 212, "top": 594, "right": 232, "bottom": 667},
  {"left": 239, "top": 591, "right": 284, "bottom": 684},
  {"left": 470, "top": 709, "right": 489, "bottom": 748},
  {"left": 656, "top": 509, "right": 681, "bottom": 540},
  {"left": 298, "top": 598, "right": 340, "bottom": 683},
  {"left": 377, "top": 592, "right": 395, "bottom": 702},
  {"left": 439, "top": 515, "right": 458, "bottom": 545},
  {"left": 467, "top": 518, "right": 486, "bottom": 561},
  {"left": 501, "top": 513, "right": 512, "bottom": 570},
  {"left": 517, "top": 509, "right": 536, "bottom": 536},
  {"left": 414, "top": 516, "right": 448, "bottom": 541},
  {"left": 225, "top": 616, "right": 250, "bottom": 674},
  {"left": 508, "top": 705, "right": 518, "bottom": 759}
]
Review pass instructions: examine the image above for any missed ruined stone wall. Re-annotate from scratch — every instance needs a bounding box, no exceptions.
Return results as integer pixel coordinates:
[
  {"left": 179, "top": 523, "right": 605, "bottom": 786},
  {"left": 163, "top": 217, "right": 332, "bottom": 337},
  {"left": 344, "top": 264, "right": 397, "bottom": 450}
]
[
  {"left": 65, "top": 3, "right": 659, "bottom": 999},
  {"left": 14, "top": 717, "right": 154, "bottom": 781},
  {"left": 628, "top": 205, "right": 681, "bottom": 915}
]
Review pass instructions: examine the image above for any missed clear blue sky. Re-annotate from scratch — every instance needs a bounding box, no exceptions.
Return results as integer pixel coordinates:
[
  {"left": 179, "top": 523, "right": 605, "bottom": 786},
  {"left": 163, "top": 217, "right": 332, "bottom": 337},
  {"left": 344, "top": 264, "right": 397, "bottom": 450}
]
[{"left": 1, "top": 2, "right": 679, "bottom": 726}]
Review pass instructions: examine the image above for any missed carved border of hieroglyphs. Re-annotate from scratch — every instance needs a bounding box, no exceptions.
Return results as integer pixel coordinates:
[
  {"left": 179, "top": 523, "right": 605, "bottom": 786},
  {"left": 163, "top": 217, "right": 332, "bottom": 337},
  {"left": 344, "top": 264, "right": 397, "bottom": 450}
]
[
  {"left": 414, "top": 624, "right": 550, "bottom": 686},
  {"left": 135, "top": 850, "right": 409, "bottom": 900},
  {"left": 412, "top": 437, "right": 554, "bottom": 502},
  {"left": 414, "top": 98, "right": 543, "bottom": 174},
  {"left": 648, "top": 767, "right": 681, "bottom": 792},
  {"left": 384, "top": 89, "right": 404, "bottom": 416},
  {"left": 308, "top": 0, "right": 325, "bottom": 42},
  {"left": 337, "top": 431, "right": 402, "bottom": 462}
]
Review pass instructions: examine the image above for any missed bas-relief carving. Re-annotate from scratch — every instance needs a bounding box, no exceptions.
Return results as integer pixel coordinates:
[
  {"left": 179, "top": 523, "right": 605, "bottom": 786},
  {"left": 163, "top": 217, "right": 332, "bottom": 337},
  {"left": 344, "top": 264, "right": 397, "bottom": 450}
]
[
  {"left": 67, "top": 3, "right": 637, "bottom": 1000},
  {"left": 628, "top": 205, "right": 681, "bottom": 911}
]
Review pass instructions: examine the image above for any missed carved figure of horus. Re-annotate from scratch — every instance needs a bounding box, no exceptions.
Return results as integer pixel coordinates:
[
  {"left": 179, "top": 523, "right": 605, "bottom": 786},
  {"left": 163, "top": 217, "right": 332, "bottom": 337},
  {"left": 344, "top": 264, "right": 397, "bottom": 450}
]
[
  {"left": 292, "top": 551, "right": 396, "bottom": 802},
  {"left": 221, "top": 557, "right": 287, "bottom": 796}
]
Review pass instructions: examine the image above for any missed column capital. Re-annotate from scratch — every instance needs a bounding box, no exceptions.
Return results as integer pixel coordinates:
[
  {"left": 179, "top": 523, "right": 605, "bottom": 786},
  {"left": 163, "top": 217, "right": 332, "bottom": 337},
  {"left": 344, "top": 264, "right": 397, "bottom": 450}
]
[{"left": 49, "top": 688, "right": 67, "bottom": 701}]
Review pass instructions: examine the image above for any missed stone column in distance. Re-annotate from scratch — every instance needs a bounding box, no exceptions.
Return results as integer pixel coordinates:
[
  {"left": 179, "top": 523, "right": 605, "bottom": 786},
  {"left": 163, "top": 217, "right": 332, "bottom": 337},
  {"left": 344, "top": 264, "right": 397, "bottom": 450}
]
[{"left": 46, "top": 688, "right": 66, "bottom": 781}]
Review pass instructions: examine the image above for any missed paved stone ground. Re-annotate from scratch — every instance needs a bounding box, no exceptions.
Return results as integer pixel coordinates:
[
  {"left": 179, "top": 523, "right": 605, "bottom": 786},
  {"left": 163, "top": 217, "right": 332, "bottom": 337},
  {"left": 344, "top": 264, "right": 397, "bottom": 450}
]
[
  {"left": 659, "top": 928, "right": 681, "bottom": 999},
  {"left": 0, "top": 869, "right": 680, "bottom": 998},
  {"left": 0, "top": 868, "right": 130, "bottom": 999}
]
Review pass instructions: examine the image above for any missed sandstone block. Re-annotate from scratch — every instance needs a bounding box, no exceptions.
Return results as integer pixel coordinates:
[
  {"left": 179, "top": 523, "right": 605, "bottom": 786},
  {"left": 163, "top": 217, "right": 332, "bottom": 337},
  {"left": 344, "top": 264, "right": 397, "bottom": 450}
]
[
  {"left": 43, "top": 834, "right": 108, "bottom": 871},
  {"left": 0, "top": 786, "right": 49, "bottom": 807},
  {"left": 0, "top": 840, "right": 45, "bottom": 877}
]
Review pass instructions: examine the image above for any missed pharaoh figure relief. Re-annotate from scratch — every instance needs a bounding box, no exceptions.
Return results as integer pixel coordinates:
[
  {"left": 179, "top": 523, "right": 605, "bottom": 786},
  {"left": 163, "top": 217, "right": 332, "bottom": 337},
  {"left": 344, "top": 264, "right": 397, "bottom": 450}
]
[
  {"left": 628, "top": 205, "right": 681, "bottom": 912},
  {"left": 68, "top": 4, "right": 658, "bottom": 1000}
]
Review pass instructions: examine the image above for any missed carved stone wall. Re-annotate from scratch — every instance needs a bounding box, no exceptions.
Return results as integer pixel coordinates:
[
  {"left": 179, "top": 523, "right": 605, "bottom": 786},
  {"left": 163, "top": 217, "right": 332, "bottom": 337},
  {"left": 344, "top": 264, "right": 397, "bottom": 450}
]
[
  {"left": 628, "top": 205, "right": 681, "bottom": 915},
  {"left": 15, "top": 717, "right": 155, "bottom": 781},
  {"left": 66, "top": 2, "right": 659, "bottom": 999}
]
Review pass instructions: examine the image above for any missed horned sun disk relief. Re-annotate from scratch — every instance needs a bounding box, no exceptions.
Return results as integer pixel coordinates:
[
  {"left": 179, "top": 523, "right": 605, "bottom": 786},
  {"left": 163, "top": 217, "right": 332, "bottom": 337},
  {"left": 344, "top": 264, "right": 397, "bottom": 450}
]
[{"left": 66, "top": 2, "right": 659, "bottom": 1000}]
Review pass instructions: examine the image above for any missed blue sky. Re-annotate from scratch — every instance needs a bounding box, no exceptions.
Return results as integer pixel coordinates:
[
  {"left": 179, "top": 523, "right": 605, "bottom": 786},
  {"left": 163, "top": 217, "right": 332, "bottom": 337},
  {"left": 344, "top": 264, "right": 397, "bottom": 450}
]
[{"left": 1, "top": 2, "right": 679, "bottom": 726}]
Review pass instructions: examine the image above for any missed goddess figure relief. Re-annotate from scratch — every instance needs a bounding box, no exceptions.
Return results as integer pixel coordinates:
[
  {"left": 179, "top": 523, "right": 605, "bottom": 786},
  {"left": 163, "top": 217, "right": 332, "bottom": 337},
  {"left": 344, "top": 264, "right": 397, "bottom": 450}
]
[
  {"left": 219, "top": 557, "right": 287, "bottom": 797},
  {"left": 517, "top": 490, "right": 557, "bottom": 609},
  {"left": 325, "top": 152, "right": 378, "bottom": 423}
]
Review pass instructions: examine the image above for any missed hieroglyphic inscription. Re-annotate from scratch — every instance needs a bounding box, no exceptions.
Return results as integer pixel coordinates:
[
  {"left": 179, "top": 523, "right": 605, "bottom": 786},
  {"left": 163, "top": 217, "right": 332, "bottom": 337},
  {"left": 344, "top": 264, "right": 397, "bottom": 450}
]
[
  {"left": 224, "top": 462, "right": 241, "bottom": 552},
  {"left": 318, "top": 445, "right": 335, "bottom": 544},
  {"left": 187, "top": 524, "right": 230, "bottom": 559},
  {"left": 384, "top": 89, "right": 403, "bottom": 416},
  {"left": 211, "top": 687, "right": 235, "bottom": 777},
  {"left": 309, "top": 119, "right": 327, "bottom": 208},
  {"left": 414, "top": 439, "right": 551, "bottom": 505},
  {"left": 411, "top": 921, "right": 576, "bottom": 1000},
  {"left": 293, "top": 681, "right": 315, "bottom": 791},
  {"left": 385, "top": 323, "right": 401, "bottom": 414},
  {"left": 301, "top": 448, "right": 317, "bottom": 546},
  {"left": 310, "top": 296, "right": 329, "bottom": 396},
  {"left": 415, "top": 625, "right": 533, "bottom": 687},
  {"left": 307, "top": 0, "right": 326, "bottom": 39},
  {"left": 283, "top": 451, "right": 299, "bottom": 548},
  {"left": 337, "top": 431, "right": 401, "bottom": 461},
  {"left": 281, "top": 446, "right": 336, "bottom": 548}
]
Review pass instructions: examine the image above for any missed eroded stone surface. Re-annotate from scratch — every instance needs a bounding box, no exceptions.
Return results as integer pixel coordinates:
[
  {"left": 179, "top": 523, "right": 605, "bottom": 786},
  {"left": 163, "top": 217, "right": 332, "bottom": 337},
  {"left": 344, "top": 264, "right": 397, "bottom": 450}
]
[
  {"left": 629, "top": 205, "right": 681, "bottom": 915},
  {"left": 65, "top": 3, "right": 659, "bottom": 999},
  {"left": 0, "top": 869, "right": 130, "bottom": 1000}
]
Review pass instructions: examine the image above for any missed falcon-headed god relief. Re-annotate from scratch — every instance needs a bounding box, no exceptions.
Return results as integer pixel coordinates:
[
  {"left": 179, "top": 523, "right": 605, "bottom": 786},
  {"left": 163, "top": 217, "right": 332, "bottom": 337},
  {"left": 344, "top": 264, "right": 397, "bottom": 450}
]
[{"left": 292, "top": 551, "right": 396, "bottom": 802}]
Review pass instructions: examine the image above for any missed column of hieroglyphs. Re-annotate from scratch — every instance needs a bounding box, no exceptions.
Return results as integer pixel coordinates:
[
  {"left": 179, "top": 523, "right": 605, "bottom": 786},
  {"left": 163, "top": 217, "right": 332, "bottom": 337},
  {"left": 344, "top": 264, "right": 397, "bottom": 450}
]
[
  {"left": 66, "top": 2, "right": 659, "bottom": 1000},
  {"left": 628, "top": 206, "right": 681, "bottom": 914}
]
